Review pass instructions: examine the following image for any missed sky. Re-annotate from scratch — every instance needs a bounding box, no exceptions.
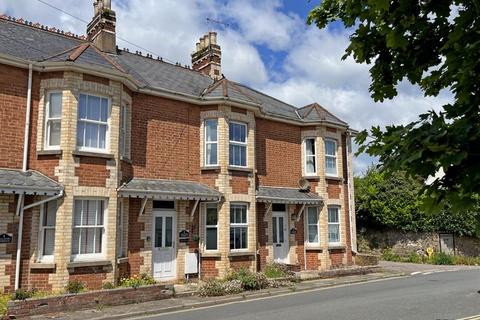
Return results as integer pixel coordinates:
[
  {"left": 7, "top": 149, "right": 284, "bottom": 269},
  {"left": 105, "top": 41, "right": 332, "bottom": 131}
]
[{"left": 1, "top": 0, "right": 453, "bottom": 175}]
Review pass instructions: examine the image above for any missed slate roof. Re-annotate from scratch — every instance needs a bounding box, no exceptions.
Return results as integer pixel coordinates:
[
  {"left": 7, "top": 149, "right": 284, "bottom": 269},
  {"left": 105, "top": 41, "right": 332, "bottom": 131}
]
[
  {"left": 118, "top": 178, "right": 222, "bottom": 201},
  {"left": 256, "top": 186, "right": 323, "bottom": 205},
  {"left": 0, "top": 168, "right": 63, "bottom": 195},
  {"left": 0, "top": 16, "right": 349, "bottom": 127}
]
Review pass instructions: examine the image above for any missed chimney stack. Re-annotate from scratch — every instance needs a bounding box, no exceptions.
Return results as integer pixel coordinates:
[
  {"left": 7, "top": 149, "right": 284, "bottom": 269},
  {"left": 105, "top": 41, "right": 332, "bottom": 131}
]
[
  {"left": 191, "top": 32, "right": 221, "bottom": 80},
  {"left": 87, "top": 0, "right": 116, "bottom": 54}
]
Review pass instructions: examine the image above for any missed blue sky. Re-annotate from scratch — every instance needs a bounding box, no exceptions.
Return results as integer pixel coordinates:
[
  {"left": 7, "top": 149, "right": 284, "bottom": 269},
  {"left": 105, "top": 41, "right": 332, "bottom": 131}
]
[{"left": 1, "top": 0, "right": 452, "bottom": 174}]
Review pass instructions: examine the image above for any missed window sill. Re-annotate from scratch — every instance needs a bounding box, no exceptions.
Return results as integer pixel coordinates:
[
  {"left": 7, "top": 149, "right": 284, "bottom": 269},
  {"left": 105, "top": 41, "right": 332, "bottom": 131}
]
[
  {"left": 201, "top": 252, "right": 222, "bottom": 258},
  {"left": 201, "top": 166, "right": 221, "bottom": 171},
  {"left": 325, "top": 176, "right": 343, "bottom": 182},
  {"left": 67, "top": 260, "right": 112, "bottom": 270},
  {"left": 328, "top": 245, "right": 346, "bottom": 251},
  {"left": 120, "top": 156, "right": 132, "bottom": 164},
  {"left": 117, "top": 257, "right": 129, "bottom": 264},
  {"left": 228, "top": 251, "right": 255, "bottom": 258},
  {"left": 73, "top": 150, "right": 115, "bottom": 159},
  {"left": 303, "top": 175, "right": 320, "bottom": 181},
  {"left": 37, "top": 149, "right": 62, "bottom": 156},
  {"left": 30, "top": 262, "right": 56, "bottom": 270},
  {"left": 228, "top": 166, "right": 253, "bottom": 173},
  {"left": 305, "top": 246, "right": 323, "bottom": 252}
]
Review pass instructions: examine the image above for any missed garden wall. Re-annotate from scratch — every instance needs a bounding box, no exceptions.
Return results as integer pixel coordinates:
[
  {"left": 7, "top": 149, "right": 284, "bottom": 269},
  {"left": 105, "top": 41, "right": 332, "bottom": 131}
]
[{"left": 358, "top": 230, "right": 480, "bottom": 257}]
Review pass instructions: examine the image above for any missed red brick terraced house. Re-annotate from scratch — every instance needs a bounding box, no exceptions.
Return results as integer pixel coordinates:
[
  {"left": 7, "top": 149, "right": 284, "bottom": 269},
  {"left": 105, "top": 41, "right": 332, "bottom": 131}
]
[{"left": 0, "top": 0, "right": 358, "bottom": 292}]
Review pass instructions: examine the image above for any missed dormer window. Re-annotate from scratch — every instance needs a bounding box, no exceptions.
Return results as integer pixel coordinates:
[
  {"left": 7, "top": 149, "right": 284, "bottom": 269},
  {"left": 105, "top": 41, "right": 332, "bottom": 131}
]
[
  {"left": 304, "top": 138, "right": 317, "bottom": 175},
  {"left": 325, "top": 138, "right": 337, "bottom": 176}
]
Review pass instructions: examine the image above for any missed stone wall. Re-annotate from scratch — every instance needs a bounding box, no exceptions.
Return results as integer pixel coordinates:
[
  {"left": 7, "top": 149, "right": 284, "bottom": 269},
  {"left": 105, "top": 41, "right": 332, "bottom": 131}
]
[{"left": 358, "top": 230, "right": 480, "bottom": 257}]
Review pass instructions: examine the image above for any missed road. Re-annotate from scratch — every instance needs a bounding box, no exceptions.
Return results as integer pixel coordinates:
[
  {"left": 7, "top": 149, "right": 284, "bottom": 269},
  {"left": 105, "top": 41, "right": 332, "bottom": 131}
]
[{"left": 139, "top": 269, "right": 480, "bottom": 320}]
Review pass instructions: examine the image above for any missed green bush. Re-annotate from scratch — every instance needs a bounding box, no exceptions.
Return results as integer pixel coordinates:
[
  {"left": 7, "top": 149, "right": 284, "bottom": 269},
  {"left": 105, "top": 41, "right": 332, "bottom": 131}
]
[
  {"left": 405, "top": 251, "right": 422, "bottom": 263},
  {"left": 381, "top": 248, "right": 402, "bottom": 262},
  {"left": 12, "top": 288, "right": 37, "bottom": 300},
  {"left": 429, "top": 252, "right": 454, "bottom": 265},
  {"left": 119, "top": 273, "right": 156, "bottom": 289},
  {"left": 226, "top": 268, "right": 268, "bottom": 290},
  {"left": 102, "top": 282, "right": 115, "bottom": 290},
  {"left": 453, "top": 255, "right": 480, "bottom": 265},
  {"left": 222, "top": 280, "right": 243, "bottom": 294},
  {"left": 65, "top": 280, "right": 86, "bottom": 294},
  {"left": 198, "top": 280, "right": 226, "bottom": 297},
  {"left": 263, "top": 263, "right": 289, "bottom": 278},
  {"left": 0, "top": 295, "right": 10, "bottom": 316}
]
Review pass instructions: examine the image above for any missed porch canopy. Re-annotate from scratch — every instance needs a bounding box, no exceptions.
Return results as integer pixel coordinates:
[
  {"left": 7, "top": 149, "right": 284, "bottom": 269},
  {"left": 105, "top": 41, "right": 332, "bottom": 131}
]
[
  {"left": 0, "top": 168, "right": 63, "bottom": 196},
  {"left": 256, "top": 186, "right": 323, "bottom": 205},
  {"left": 118, "top": 178, "right": 222, "bottom": 201}
]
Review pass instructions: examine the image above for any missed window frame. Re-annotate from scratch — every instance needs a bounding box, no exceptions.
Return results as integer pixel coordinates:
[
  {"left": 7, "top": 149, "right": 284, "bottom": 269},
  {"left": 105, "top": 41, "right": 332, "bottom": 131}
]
[
  {"left": 228, "top": 121, "right": 248, "bottom": 168},
  {"left": 71, "top": 198, "right": 107, "bottom": 262},
  {"left": 119, "top": 104, "right": 128, "bottom": 158},
  {"left": 229, "top": 203, "right": 248, "bottom": 251},
  {"left": 38, "top": 200, "right": 57, "bottom": 263},
  {"left": 204, "top": 119, "right": 219, "bottom": 167},
  {"left": 44, "top": 91, "right": 63, "bottom": 150},
  {"left": 324, "top": 138, "right": 338, "bottom": 177},
  {"left": 303, "top": 137, "right": 317, "bottom": 176},
  {"left": 327, "top": 206, "right": 341, "bottom": 245},
  {"left": 76, "top": 93, "right": 111, "bottom": 153},
  {"left": 204, "top": 203, "right": 219, "bottom": 252},
  {"left": 305, "top": 206, "right": 319, "bottom": 245}
]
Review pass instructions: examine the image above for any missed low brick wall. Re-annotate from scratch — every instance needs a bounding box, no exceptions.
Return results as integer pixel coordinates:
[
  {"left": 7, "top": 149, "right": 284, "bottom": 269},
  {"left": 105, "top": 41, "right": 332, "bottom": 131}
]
[
  {"left": 316, "top": 266, "right": 381, "bottom": 279},
  {"left": 7, "top": 284, "right": 171, "bottom": 318}
]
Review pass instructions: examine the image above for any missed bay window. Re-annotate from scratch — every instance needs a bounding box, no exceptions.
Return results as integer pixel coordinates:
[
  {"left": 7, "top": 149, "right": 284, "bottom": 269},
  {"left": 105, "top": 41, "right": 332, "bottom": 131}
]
[
  {"left": 325, "top": 139, "right": 337, "bottom": 176},
  {"left": 205, "top": 204, "right": 218, "bottom": 251},
  {"left": 45, "top": 92, "right": 62, "bottom": 149},
  {"left": 306, "top": 207, "right": 319, "bottom": 244},
  {"left": 39, "top": 200, "right": 57, "bottom": 262},
  {"left": 72, "top": 199, "right": 106, "bottom": 260},
  {"left": 230, "top": 203, "right": 248, "bottom": 250},
  {"left": 328, "top": 206, "right": 341, "bottom": 244},
  {"left": 304, "top": 138, "right": 317, "bottom": 175},
  {"left": 77, "top": 94, "right": 109, "bottom": 152},
  {"left": 204, "top": 119, "right": 218, "bottom": 166},
  {"left": 229, "top": 122, "right": 247, "bottom": 167}
]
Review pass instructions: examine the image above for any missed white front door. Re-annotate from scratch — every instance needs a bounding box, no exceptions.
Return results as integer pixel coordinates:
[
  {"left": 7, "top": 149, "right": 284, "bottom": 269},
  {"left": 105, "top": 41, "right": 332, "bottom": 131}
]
[
  {"left": 272, "top": 211, "right": 289, "bottom": 263},
  {"left": 152, "top": 210, "right": 176, "bottom": 280}
]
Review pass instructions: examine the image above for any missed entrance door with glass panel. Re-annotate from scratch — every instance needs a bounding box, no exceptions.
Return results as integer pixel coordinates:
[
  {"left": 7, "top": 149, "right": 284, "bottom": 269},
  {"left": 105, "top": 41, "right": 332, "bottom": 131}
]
[
  {"left": 272, "top": 210, "right": 289, "bottom": 263},
  {"left": 152, "top": 210, "right": 176, "bottom": 280}
]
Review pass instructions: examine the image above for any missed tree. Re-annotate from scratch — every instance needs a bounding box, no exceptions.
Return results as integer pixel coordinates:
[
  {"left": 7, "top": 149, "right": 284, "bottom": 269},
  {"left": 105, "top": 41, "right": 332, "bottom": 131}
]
[
  {"left": 308, "top": 1, "right": 480, "bottom": 210},
  {"left": 355, "top": 167, "right": 480, "bottom": 236}
]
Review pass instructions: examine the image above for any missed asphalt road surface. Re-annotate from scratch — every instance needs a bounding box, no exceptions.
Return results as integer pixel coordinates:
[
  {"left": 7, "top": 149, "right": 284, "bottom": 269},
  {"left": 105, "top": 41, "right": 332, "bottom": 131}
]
[{"left": 139, "top": 269, "right": 480, "bottom": 320}]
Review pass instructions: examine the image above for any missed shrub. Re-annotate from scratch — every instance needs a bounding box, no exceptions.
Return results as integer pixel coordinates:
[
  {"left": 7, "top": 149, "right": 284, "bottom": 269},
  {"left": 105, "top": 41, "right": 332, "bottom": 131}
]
[
  {"left": 381, "top": 248, "right": 401, "bottom": 262},
  {"left": 198, "top": 280, "right": 226, "bottom": 297},
  {"left": 0, "top": 295, "right": 10, "bottom": 316},
  {"left": 227, "top": 268, "right": 268, "bottom": 291},
  {"left": 453, "top": 255, "right": 480, "bottom": 266},
  {"left": 119, "top": 273, "right": 156, "bottom": 289},
  {"left": 405, "top": 251, "right": 422, "bottom": 264},
  {"left": 263, "top": 263, "right": 289, "bottom": 278},
  {"left": 66, "top": 280, "right": 85, "bottom": 294},
  {"left": 102, "top": 282, "right": 115, "bottom": 290},
  {"left": 267, "top": 279, "right": 293, "bottom": 288},
  {"left": 429, "top": 252, "right": 454, "bottom": 265},
  {"left": 12, "top": 288, "right": 37, "bottom": 300},
  {"left": 223, "top": 280, "right": 243, "bottom": 294}
]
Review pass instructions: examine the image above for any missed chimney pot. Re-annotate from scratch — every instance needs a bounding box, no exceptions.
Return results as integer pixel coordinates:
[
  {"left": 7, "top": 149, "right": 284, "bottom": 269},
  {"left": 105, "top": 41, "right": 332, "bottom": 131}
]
[
  {"left": 192, "top": 32, "right": 222, "bottom": 80},
  {"left": 87, "top": 0, "right": 116, "bottom": 54}
]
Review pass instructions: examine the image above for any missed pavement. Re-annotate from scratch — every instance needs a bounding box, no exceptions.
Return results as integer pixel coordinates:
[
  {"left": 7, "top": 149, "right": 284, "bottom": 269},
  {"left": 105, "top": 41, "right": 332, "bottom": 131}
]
[{"left": 33, "top": 263, "right": 480, "bottom": 320}]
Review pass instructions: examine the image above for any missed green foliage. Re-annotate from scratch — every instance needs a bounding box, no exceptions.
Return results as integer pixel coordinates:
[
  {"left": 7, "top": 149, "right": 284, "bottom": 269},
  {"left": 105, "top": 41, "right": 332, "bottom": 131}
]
[
  {"left": 119, "top": 274, "right": 156, "bottom": 289},
  {"left": 308, "top": 0, "right": 480, "bottom": 211},
  {"left": 12, "top": 288, "right": 38, "bottom": 300},
  {"left": 102, "top": 282, "right": 115, "bottom": 290},
  {"left": 263, "top": 263, "right": 289, "bottom": 278},
  {"left": 198, "top": 280, "right": 227, "bottom": 297},
  {"left": 0, "top": 295, "right": 10, "bottom": 316},
  {"left": 430, "top": 252, "right": 455, "bottom": 265},
  {"left": 381, "top": 248, "right": 402, "bottom": 262},
  {"left": 65, "top": 280, "right": 85, "bottom": 294},
  {"left": 355, "top": 167, "right": 480, "bottom": 235},
  {"left": 452, "top": 255, "right": 480, "bottom": 266},
  {"left": 226, "top": 268, "right": 268, "bottom": 291}
]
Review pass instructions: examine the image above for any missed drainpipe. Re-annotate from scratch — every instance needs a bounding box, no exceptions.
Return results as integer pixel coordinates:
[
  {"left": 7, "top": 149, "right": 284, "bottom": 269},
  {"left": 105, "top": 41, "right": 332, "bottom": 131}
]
[{"left": 15, "top": 64, "right": 33, "bottom": 290}]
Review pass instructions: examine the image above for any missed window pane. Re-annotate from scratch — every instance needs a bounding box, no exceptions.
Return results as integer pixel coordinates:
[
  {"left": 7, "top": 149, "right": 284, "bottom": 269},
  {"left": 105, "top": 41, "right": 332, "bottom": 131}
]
[
  {"left": 48, "top": 120, "right": 61, "bottom": 146},
  {"left": 229, "top": 123, "right": 246, "bottom": 143},
  {"left": 328, "top": 225, "right": 340, "bottom": 243},
  {"left": 72, "top": 228, "right": 80, "bottom": 254},
  {"left": 80, "top": 228, "right": 88, "bottom": 254},
  {"left": 206, "top": 228, "right": 217, "bottom": 250},
  {"left": 165, "top": 217, "right": 173, "bottom": 247},
  {"left": 306, "top": 156, "right": 316, "bottom": 173},
  {"left": 78, "top": 94, "right": 87, "bottom": 119},
  {"left": 86, "top": 200, "right": 97, "bottom": 225},
  {"left": 100, "top": 98, "right": 108, "bottom": 122},
  {"left": 74, "top": 200, "right": 83, "bottom": 226},
  {"left": 229, "top": 144, "right": 246, "bottom": 166},
  {"left": 206, "top": 143, "right": 217, "bottom": 165},
  {"left": 272, "top": 217, "right": 277, "bottom": 243},
  {"left": 305, "top": 139, "right": 315, "bottom": 156},
  {"left": 205, "top": 119, "right": 217, "bottom": 142},
  {"left": 206, "top": 207, "right": 217, "bottom": 226},
  {"left": 155, "top": 217, "right": 162, "bottom": 248},
  {"left": 308, "top": 225, "right": 318, "bottom": 243},
  {"left": 230, "top": 228, "right": 235, "bottom": 250},
  {"left": 87, "top": 95, "right": 101, "bottom": 121},
  {"left": 43, "top": 229, "right": 55, "bottom": 256},
  {"left": 95, "top": 228, "right": 102, "bottom": 253},
  {"left": 98, "top": 125, "right": 107, "bottom": 149},
  {"left": 86, "top": 123, "right": 98, "bottom": 148},
  {"left": 326, "top": 157, "right": 336, "bottom": 175},
  {"left": 241, "top": 227, "right": 247, "bottom": 249},
  {"left": 328, "top": 208, "right": 339, "bottom": 223},
  {"left": 86, "top": 228, "right": 95, "bottom": 253},
  {"left": 278, "top": 217, "right": 284, "bottom": 243},
  {"left": 235, "top": 207, "right": 241, "bottom": 223},
  {"left": 76, "top": 122, "right": 85, "bottom": 147},
  {"left": 44, "top": 201, "right": 56, "bottom": 227},
  {"left": 307, "top": 208, "right": 318, "bottom": 224},
  {"left": 97, "top": 201, "right": 104, "bottom": 225},
  {"left": 325, "top": 140, "right": 336, "bottom": 156},
  {"left": 49, "top": 93, "right": 62, "bottom": 118}
]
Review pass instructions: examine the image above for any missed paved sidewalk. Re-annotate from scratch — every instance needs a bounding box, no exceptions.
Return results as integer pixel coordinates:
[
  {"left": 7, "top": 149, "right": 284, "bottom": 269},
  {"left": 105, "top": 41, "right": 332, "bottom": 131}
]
[
  {"left": 379, "top": 260, "right": 480, "bottom": 274},
  {"left": 33, "top": 272, "right": 403, "bottom": 320}
]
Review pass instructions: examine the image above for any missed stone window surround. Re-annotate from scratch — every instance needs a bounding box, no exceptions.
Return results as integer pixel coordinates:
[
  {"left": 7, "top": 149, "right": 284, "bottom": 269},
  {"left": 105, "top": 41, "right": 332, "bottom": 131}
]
[
  {"left": 229, "top": 202, "right": 249, "bottom": 252},
  {"left": 305, "top": 206, "right": 320, "bottom": 246},
  {"left": 202, "top": 202, "right": 219, "bottom": 252},
  {"left": 38, "top": 200, "right": 57, "bottom": 264}
]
